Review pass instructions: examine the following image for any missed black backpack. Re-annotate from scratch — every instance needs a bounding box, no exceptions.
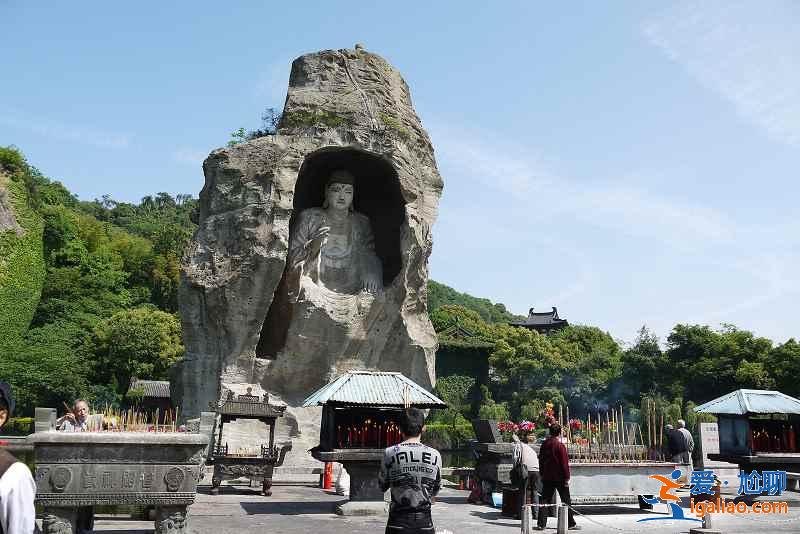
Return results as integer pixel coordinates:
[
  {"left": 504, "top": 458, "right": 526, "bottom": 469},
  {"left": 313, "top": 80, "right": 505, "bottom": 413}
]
[{"left": 510, "top": 456, "right": 529, "bottom": 487}]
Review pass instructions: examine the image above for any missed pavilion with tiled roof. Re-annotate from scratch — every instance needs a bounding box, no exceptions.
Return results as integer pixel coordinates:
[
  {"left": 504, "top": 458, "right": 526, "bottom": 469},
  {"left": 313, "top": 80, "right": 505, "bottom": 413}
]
[{"left": 509, "top": 306, "right": 568, "bottom": 334}]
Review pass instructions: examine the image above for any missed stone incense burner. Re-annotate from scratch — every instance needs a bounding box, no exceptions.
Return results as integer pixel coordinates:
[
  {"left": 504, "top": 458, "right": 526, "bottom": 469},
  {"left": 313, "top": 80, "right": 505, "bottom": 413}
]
[{"left": 30, "top": 410, "right": 214, "bottom": 534}]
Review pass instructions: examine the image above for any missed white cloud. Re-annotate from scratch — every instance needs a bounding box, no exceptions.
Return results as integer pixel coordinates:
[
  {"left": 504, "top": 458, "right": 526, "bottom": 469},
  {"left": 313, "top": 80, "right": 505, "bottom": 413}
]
[
  {"left": 643, "top": 0, "right": 800, "bottom": 147},
  {"left": 432, "top": 122, "right": 734, "bottom": 248},
  {"left": 0, "top": 109, "right": 131, "bottom": 149},
  {"left": 172, "top": 148, "right": 207, "bottom": 167}
]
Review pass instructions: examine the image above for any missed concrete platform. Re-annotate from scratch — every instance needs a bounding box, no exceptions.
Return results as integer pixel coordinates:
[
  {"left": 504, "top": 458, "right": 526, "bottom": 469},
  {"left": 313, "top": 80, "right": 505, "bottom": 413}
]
[{"left": 63, "top": 485, "right": 800, "bottom": 533}]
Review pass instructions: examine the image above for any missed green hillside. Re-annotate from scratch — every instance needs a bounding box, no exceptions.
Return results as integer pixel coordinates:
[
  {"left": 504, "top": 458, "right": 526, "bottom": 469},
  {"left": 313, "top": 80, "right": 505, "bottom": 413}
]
[
  {"left": 0, "top": 150, "right": 45, "bottom": 351},
  {"left": 428, "top": 280, "right": 522, "bottom": 323},
  {"left": 0, "top": 146, "right": 195, "bottom": 413}
]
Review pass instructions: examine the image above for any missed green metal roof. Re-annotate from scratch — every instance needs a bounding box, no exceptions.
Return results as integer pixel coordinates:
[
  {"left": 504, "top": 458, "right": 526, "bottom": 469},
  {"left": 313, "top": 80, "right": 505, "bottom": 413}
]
[
  {"left": 301, "top": 371, "right": 447, "bottom": 408},
  {"left": 694, "top": 389, "right": 800, "bottom": 415}
]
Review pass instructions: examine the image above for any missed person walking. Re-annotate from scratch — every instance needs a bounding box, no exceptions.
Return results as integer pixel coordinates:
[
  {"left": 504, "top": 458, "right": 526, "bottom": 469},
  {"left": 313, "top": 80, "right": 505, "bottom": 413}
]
[
  {"left": 676, "top": 420, "right": 694, "bottom": 465},
  {"left": 536, "top": 424, "right": 580, "bottom": 531},
  {"left": 512, "top": 434, "right": 540, "bottom": 521},
  {"left": 0, "top": 381, "right": 37, "bottom": 534},
  {"left": 665, "top": 424, "right": 684, "bottom": 462},
  {"left": 378, "top": 408, "right": 441, "bottom": 534}
]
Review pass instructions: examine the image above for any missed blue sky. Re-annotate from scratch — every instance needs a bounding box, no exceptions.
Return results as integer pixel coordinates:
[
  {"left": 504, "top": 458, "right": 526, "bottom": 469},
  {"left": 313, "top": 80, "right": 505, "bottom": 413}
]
[{"left": 2, "top": 1, "right": 798, "bottom": 345}]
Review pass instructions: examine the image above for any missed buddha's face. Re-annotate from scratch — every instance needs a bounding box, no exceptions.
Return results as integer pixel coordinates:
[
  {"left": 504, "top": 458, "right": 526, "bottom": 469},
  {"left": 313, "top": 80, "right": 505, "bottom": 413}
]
[{"left": 326, "top": 182, "right": 354, "bottom": 212}]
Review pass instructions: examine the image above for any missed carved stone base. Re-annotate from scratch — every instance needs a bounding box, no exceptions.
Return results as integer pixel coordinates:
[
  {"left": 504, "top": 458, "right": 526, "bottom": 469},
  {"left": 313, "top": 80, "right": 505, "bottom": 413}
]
[
  {"left": 155, "top": 505, "right": 188, "bottom": 534},
  {"left": 42, "top": 507, "right": 78, "bottom": 534},
  {"left": 341, "top": 461, "right": 384, "bottom": 501},
  {"left": 211, "top": 455, "right": 282, "bottom": 496}
]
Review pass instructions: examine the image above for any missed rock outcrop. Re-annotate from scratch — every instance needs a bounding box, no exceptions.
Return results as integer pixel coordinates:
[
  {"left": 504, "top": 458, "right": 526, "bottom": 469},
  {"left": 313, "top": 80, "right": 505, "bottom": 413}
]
[
  {"left": 0, "top": 178, "right": 23, "bottom": 236},
  {"left": 176, "top": 47, "right": 443, "bottom": 449}
]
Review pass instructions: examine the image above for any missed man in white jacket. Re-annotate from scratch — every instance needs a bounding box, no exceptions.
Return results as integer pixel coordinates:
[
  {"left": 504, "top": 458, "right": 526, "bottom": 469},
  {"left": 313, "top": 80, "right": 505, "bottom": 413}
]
[
  {"left": 0, "top": 381, "right": 37, "bottom": 534},
  {"left": 512, "top": 434, "right": 540, "bottom": 521}
]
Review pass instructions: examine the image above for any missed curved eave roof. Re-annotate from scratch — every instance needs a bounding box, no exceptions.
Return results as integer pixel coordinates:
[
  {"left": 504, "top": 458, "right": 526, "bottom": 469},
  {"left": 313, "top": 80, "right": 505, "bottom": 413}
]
[
  {"left": 694, "top": 389, "right": 800, "bottom": 415},
  {"left": 301, "top": 371, "right": 447, "bottom": 408}
]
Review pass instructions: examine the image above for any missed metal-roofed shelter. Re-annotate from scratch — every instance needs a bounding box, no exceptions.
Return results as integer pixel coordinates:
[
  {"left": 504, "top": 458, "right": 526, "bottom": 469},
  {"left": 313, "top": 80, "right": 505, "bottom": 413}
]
[
  {"left": 301, "top": 370, "right": 446, "bottom": 409},
  {"left": 304, "top": 371, "right": 447, "bottom": 514},
  {"left": 695, "top": 389, "right": 800, "bottom": 415},
  {"left": 694, "top": 389, "right": 799, "bottom": 471}
]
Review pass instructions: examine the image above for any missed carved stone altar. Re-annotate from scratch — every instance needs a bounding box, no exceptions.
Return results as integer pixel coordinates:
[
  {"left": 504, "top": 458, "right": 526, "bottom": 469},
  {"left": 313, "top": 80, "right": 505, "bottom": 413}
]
[
  {"left": 30, "top": 411, "right": 214, "bottom": 534},
  {"left": 175, "top": 47, "right": 444, "bottom": 465},
  {"left": 210, "top": 388, "right": 291, "bottom": 495},
  {"left": 313, "top": 449, "right": 387, "bottom": 515}
]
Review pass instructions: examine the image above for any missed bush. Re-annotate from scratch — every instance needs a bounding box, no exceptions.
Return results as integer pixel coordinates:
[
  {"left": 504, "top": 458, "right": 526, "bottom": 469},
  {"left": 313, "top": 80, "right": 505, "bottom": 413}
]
[
  {"left": 422, "top": 423, "right": 475, "bottom": 450},
  {"left": 478, "top": 401, "right": 509, "bottom": 421},
  {"left": 3, "top": 417, "right": 33, "bottom": 435}
]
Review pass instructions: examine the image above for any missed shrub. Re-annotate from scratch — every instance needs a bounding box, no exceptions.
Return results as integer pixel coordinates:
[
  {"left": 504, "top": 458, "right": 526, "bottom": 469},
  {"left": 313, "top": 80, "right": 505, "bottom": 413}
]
[
  {"left": 422, "top": 423, "right": 475, "bottom": 450},
  {"left": 3, "top": 417, "right": 33, "bottom": 435},
  {"left": 478, "top": 401, "right": 509, "bottom": 421}
]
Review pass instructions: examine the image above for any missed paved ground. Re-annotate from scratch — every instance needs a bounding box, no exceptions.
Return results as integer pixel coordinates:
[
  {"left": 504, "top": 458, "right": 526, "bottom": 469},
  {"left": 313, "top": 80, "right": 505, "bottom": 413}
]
[{"left": 84, "top": 484, "right": 800, "bottom": 534}]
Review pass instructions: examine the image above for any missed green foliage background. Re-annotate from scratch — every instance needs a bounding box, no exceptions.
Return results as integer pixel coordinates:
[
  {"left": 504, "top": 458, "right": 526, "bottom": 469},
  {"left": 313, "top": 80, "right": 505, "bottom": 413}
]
[
  {"left": 0, "top": 146, "right": 196, "bottom": 414},
  {"left": 0, "top": 151, "right": 45, "bottom": 351},
  {"left": 428, "top": 280, "right": 522, "bottom": 324}
]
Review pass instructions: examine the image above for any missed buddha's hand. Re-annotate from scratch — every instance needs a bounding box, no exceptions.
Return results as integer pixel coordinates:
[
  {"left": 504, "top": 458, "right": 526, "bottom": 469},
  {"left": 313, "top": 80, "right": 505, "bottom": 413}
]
[
  {"left": 305, "top": 226, "right": 330, "bottom": 258},
  {"left": 363, "top": 274, "right": 382, "bottom": 294},
  {"left": 309, "top": 226, "right": 330, "bottom": 242}
]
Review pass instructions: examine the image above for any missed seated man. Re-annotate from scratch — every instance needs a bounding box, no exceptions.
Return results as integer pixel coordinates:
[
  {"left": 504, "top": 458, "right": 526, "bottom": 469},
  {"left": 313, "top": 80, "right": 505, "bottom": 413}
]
[
  {"left": 57, "top": 399, "right": 91, "bottom": 432},
  {"left": 0, "top": 380, "right": 37, "bottom": 533}
]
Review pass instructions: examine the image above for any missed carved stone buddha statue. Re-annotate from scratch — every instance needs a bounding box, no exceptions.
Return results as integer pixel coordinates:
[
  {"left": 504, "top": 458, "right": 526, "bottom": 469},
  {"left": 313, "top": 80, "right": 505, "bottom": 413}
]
[{"left": 287, "top": 170, "right": 382, "bottom": 298}]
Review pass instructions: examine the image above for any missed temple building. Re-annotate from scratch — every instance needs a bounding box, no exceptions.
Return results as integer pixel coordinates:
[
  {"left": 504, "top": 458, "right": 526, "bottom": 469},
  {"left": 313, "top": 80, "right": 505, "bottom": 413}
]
[
  {"left": 434, "top": 319, "right": 494, "bottom": 386},
  {"left": 509, "top": 307, "right": 568, "bottom": 334},
  {"left": 128, "top": 377, "right": 173, "bottom": 415}
]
